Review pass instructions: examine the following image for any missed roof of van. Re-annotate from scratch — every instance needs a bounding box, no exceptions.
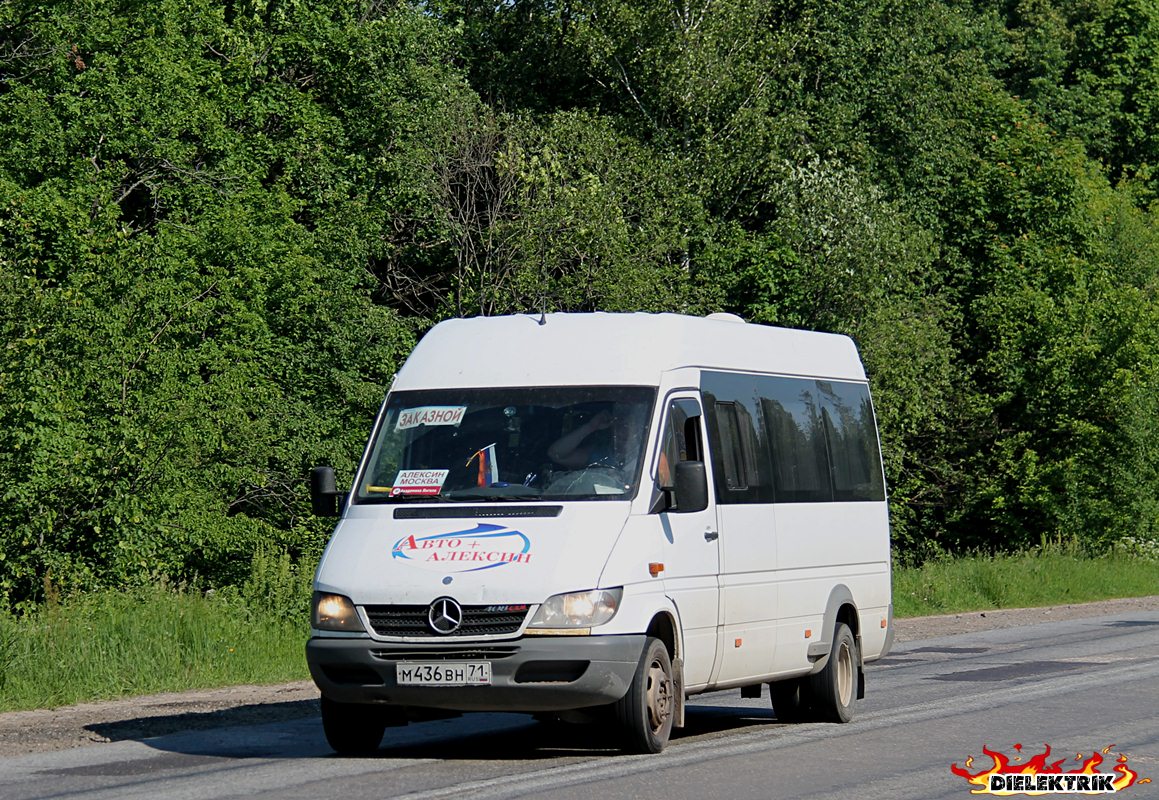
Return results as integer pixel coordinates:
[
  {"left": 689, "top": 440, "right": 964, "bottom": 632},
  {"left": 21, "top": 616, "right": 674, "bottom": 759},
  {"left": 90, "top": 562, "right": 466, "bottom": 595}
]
[{"left": 392, "top": 312, "right": 867, "bottom": 390}]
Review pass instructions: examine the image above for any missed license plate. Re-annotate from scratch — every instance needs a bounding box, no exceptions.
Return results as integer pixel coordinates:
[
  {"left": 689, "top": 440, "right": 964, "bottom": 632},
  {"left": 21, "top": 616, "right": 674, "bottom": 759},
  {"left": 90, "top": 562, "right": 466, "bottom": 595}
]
[{"left": 396, "top": 662, "right": 492, "bottom": 686}]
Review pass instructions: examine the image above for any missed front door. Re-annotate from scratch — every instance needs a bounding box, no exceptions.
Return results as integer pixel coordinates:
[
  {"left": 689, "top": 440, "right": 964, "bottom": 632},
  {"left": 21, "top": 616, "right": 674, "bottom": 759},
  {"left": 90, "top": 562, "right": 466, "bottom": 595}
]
[{"left": 654, "top": 394, "right": 720, "bottom": 690}]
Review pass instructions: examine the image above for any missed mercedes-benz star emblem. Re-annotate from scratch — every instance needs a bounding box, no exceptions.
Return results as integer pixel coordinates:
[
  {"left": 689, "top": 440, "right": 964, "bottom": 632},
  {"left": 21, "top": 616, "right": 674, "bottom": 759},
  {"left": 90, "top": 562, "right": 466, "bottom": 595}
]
[{"left": 427, "top": 597, "right": 463, "bottom": 635}]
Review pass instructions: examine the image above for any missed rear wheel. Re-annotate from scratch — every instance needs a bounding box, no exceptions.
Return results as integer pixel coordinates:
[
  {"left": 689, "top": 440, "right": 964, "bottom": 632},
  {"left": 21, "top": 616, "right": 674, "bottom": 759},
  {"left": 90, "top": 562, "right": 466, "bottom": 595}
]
[
  {"left": 614, "top": 637, "right": 675, "bottom": 753},
  {"left": 320, "top": 696, "right": 389, "bottom": 755},
  {"left": 809, "top": 622, "right": 858, "bottom": 723},
  {"left": 769, "top": 677, "right": 812, "bottom": 723}
]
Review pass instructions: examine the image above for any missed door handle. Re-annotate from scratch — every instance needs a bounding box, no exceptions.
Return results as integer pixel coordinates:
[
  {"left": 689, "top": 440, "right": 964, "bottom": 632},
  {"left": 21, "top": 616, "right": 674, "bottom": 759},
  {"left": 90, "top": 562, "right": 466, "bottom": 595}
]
[{"left": 704, "top": 530, "right": 719, "bottom": 542}]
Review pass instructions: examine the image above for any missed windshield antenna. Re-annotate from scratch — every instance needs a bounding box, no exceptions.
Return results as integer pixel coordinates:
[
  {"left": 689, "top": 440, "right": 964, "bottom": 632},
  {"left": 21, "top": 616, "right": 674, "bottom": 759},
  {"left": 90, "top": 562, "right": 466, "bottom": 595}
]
[{"left": 537, "top": 295, "right": 547, "bottom": 326}]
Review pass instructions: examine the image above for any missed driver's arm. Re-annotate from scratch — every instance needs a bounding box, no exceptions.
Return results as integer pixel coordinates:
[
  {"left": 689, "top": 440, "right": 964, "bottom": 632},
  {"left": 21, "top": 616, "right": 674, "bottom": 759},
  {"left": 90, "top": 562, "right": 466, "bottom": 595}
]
[{"left": 548, "top": 413, "right": 608, "bottom": 468}]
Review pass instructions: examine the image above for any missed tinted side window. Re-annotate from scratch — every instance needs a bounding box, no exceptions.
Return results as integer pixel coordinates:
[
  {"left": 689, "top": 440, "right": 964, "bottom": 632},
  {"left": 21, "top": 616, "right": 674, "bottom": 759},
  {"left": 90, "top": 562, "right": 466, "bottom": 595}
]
[
  {"left": 703, "top": 371, "right": 885, "bottom": 504},
  {"left": 817, "top": 381, "right": 885, "bottom": 501},
  {"left": 715, "top": 402, "right": 748, "bottom": 490},
  {"left": 701, "top": 374, "right": 772, "bottom": 504},
  {"left": 760, "top": 378, "right": 833, "bottom": 503}
]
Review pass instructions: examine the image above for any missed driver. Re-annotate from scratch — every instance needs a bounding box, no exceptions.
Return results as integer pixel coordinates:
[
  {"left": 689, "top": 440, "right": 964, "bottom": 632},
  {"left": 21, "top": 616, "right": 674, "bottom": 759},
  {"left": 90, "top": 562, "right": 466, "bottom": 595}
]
[{"left": 548, "top": 406, "right": 641, "bottom": 472}]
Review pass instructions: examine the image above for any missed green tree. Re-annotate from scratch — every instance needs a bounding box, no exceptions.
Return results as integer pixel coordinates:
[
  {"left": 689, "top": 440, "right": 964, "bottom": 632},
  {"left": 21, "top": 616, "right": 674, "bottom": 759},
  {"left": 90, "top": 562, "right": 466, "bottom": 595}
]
[
  {"left": 1000, "top": 0, "right": 1159, "bottom": 198},
  {"left": 0, "top": 0, "right": 469, "bottom": 606},
  {"left": 930, "top": 87, "right": 1159, "bottom": 550}
]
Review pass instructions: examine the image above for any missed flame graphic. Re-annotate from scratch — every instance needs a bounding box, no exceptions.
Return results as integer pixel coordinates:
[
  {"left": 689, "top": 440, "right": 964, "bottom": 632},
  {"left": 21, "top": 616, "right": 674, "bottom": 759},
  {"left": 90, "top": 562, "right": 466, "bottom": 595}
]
[{"left": 951, "top": 744, "right": 1151, "bottom": 795}]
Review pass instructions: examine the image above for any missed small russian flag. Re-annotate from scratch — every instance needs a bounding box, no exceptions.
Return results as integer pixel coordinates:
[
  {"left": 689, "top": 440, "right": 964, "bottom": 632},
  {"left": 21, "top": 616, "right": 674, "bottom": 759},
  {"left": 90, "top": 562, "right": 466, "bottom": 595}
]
[{"left": 466, "top": 443, "right": 499, "bottom": 487}]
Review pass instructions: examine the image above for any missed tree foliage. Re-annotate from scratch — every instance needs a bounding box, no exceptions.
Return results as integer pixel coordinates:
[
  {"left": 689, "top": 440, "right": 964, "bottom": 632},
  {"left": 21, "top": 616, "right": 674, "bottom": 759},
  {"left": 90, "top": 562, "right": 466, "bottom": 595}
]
[{"left": 3, "top": 0, "right": 1159, "bottom": 606}]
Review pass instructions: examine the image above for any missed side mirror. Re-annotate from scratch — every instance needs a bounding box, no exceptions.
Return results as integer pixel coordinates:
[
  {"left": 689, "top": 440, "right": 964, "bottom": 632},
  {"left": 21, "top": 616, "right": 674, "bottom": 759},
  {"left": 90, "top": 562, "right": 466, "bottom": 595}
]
[
  {"left": 310, "top": 466, "right": 342, "bottom": 517},
  {"left": 673, "top": 460, "right": 709, "bottom": 514}
]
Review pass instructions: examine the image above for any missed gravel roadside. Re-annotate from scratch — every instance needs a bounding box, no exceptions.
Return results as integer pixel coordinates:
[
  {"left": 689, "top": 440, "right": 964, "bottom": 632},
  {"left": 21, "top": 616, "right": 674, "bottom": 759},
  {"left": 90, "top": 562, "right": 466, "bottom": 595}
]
[{"left": 3, "top": 594, "right": 1157, "bottom": 758}]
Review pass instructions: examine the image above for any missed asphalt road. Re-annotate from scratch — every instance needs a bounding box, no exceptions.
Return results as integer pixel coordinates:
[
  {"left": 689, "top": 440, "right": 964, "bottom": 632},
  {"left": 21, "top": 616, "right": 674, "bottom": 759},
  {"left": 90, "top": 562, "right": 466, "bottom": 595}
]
[{"left": 2, "top": 609, "right": 1156, "bottom": 800}]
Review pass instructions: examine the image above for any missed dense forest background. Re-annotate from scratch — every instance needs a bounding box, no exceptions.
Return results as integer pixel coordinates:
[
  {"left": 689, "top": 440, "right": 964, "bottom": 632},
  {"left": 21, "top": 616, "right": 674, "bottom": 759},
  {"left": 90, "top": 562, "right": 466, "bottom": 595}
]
[{"left": 3, "top": 0, "right": 1159, "bottom": 610}]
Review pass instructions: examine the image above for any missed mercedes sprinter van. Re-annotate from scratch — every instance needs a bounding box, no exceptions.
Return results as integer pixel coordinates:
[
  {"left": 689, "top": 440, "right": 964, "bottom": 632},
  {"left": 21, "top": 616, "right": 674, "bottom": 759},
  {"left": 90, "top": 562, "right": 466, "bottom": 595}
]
[{"left": 307, "top": 312, "right": 893, "bottom": 754}]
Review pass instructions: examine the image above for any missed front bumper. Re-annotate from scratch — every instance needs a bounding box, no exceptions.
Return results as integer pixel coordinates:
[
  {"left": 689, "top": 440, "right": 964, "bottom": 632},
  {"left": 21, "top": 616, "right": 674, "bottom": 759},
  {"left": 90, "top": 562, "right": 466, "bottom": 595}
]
[{"left": 306, "top": 634, "right": 646, "bottom": 712}]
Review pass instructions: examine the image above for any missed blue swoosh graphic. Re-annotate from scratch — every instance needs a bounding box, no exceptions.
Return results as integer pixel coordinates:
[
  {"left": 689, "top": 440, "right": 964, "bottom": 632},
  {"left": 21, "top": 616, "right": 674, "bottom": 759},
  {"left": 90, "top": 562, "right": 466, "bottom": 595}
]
[{"left": 392, "top": 524, "right": 531, "bottom": 571}]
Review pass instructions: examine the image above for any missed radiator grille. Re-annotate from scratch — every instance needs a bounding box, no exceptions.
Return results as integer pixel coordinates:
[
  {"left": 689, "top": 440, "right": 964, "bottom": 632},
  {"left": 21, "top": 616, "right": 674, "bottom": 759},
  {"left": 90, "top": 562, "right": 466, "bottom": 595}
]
[{"left": 363, "top": 604, "right": 529, "bottom": 637}]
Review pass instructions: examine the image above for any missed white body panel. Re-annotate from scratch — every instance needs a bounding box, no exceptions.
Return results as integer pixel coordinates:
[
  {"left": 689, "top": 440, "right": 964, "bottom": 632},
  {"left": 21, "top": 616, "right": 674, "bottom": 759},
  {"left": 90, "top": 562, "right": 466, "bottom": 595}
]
[
  {"left": 714, "top": 504, "right": 779, "bottom": 685},
  {"left": 773, "top": 502, "right": 893, "bottom": 669},
  {"left": 317, "top": 504, "right": 631, "bottom": 614},
  {"left": 391, "top": 313, "right": 866, "bottom": 391},
  {"left": 312, "top": 312, "right": 892, "bottom": 707}
]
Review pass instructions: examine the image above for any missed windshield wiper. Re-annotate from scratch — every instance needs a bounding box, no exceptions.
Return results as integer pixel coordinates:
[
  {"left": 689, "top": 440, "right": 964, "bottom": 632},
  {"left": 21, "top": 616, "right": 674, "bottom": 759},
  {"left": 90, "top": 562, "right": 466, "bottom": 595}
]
[
  {"left": 366, "top": 493, "right": 462, "bottom": 503},
  {"left": 474, "top": 493, "right": 542, "bottom": 501},
  {"left": 442, "top": 486, "right": 544, "bottom": 501}
]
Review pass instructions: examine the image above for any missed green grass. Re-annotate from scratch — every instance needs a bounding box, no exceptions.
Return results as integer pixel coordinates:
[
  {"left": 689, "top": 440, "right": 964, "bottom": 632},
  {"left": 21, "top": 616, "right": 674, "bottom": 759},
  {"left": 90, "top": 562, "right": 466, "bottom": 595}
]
[
  {"left": 893, "top": 549, "right": 1159, "bottom": 617},
  {"left": 0, "top": 585, "right": 309, "bottom": 713},
  {"left": 1, "top": 549, "right": 1156, "bottom": 712}
]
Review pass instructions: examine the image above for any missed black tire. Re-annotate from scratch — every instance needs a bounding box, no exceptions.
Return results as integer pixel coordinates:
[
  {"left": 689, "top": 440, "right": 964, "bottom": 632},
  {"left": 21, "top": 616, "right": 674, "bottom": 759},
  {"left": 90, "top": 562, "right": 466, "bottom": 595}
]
[
  {"left": 769, "top": 677, "right": 812, "bottom": 723},
  {"left": 320, "top": 696, "right": 388, "bottom": 755},
  {"left": 808, "top": 622, "right": 859, "bottom": 723},
  {"left": 614, "top": 637, "right": 675, "bottom": 753}
]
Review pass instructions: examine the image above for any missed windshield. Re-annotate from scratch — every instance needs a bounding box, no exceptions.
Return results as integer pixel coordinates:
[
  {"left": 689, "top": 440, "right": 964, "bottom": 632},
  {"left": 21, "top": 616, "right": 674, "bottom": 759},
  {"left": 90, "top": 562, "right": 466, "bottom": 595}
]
[{"left": 356, "top": 386, "right": 656, "bottom": 503}]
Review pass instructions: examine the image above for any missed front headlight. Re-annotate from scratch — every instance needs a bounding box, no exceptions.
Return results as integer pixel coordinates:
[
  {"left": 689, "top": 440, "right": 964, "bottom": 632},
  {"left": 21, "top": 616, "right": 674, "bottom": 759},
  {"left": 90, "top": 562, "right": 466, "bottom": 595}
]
[
  {"left": 311, "top": 592, "right": 365, "bottom": 632},
  {"left": 527, "top": 588, "right": 623, "bottom": 631}
]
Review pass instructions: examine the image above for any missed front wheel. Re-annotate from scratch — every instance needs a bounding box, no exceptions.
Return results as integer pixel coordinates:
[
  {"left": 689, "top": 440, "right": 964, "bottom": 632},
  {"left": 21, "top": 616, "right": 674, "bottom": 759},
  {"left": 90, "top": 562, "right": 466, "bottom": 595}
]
[
  {"left": 808, "top": 622, "right": 859, "bottom": 723},
  {"left": 320, "top": 696, "right": 389, "bottom": 755},
  {"left": 614, "top": 637, "right": 675, "bottom": 753}
]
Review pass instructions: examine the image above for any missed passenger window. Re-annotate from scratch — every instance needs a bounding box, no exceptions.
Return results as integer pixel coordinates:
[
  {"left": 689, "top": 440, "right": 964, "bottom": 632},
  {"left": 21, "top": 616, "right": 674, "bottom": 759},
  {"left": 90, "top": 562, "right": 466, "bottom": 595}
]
[
  {"left": 759, "top": 380, "right": 831, "bottom": 502},
  {"left": 701, "top": 371, "right": 884, "bottom": 504},
  {"left": 715, "top": 402, "right": 749, "bottom": 490},
  {"left": 817, "top": 381, "right": 886, "bottom": 501}
]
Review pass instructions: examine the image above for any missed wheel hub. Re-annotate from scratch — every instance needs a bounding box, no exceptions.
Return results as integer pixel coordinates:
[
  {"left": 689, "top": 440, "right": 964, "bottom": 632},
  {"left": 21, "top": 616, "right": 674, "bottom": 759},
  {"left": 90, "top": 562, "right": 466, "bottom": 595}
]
[
  {"left": 836, "top": 640, "right": 853, "bottom": 706},
  {"left": 646, "top": 659, "right": 673, "bottom": 733}
]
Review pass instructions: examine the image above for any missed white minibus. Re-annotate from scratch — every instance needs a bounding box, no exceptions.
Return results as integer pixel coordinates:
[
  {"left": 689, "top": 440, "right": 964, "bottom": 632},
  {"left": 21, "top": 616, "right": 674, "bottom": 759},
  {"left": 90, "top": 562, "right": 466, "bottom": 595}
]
[{"left": 307, "top": 312, "right": 893, "bottom": 753}]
